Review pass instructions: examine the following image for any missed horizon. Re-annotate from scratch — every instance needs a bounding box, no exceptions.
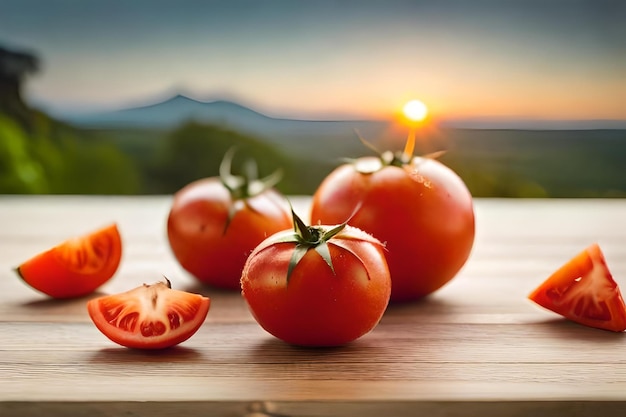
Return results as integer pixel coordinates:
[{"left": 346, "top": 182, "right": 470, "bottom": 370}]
[
  {"left": 2, "top": 1, "right": 625, "bottom": 122},
  {"left": 49, "top": 90, "right": 626, "bottom": 127},
  {"left": 44, "top": 90, "right": 626, "bottom": 132}
]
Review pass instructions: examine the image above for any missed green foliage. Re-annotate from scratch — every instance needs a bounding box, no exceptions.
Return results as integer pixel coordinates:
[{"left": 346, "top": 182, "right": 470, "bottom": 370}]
[
  {"left": 145, "top": 121, "right": 301, "bottom": 194},
  {"left": 436, "top": 129, "right": 626, "bottom": 198},
  {"left": 0, "top": 114, "right": 48, "bottom": 192},
  {"left": 0, "top": 111, "right": 141, "bottom": 194},
  {"left": 2, "top": 106, "right": 625, "bottom": 198}
]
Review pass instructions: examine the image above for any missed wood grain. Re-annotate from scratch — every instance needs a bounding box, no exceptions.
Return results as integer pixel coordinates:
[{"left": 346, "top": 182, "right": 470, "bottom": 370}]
[{"left": 1, "top": 196, "right": 626, "bottom": 416}]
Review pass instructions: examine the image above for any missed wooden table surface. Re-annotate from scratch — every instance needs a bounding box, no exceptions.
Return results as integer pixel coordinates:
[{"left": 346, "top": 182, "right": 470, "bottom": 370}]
[{"left": 1, "top": 195, "right": 626, "bottom": 416}]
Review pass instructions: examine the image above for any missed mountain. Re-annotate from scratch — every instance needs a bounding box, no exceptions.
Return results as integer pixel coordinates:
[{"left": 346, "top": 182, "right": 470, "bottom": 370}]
[
  {"left": 61, "top": 94, "right": 626, "bottom": 134},
  {"left": 67, "top": 94, "right": 268, "bottom": 127},
  {"left": 57, "top": 94, "right": 626, "bottom": 166},
  {"left": 62, "top": 94, "right": 391, "bottom": 144},
  {"left": 34, "top": 94, "right": 626, "bottom": 198},
  {"left": 58, "top": 94, "right": 402, "bottom": 165}
]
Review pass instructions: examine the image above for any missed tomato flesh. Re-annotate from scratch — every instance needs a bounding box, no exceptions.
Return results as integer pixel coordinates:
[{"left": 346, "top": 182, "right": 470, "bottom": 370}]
[
  {"left": 87, "top": 281, "right": 210, "bottom": 349},
  {"left": 16, "top": 224, "right": 122, "bottom": 298},
  {"left": 529, "top": 243, "right": 626, "bottom": 332}
]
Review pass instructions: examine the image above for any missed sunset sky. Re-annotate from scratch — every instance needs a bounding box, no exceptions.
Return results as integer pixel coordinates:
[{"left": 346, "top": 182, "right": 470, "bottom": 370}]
[{"left": 1, "top": 0, "right": 624, "bottom": 121}]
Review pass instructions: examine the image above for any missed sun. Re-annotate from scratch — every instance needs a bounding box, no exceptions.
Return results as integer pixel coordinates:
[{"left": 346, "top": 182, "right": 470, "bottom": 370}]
[{"left": 403, "top": 99, "right": 428, "bottom": 122}]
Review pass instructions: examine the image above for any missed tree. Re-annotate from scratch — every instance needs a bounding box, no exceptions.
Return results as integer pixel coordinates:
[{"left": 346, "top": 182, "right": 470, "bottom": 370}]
[{"left": 0, "top": 44, "right": 40, "bottom": 124}]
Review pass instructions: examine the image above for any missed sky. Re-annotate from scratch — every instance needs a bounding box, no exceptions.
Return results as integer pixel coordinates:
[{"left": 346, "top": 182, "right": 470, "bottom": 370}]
[{"left": 1, "top": 0, "right": 625, "bottom": 121}]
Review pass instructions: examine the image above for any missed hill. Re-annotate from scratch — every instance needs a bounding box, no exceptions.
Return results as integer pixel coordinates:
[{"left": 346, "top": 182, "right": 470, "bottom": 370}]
[
  {"left": 86, "top": 123, "right": 626, "bottom": 198},
  {"left": 0, "top": 110, "right": 142, "bottom": 194},
  {"left": 4, "top": 92, "right": 625, "bottom": 198},
  {"left": 60, "top": 94, "right": 398, "bottom": 169},
  {"left": 436, "top": 128, "right": 626, "bottom": 198},
  {"left": 0, "top": 95, "right": 305, "bottom": 195}
]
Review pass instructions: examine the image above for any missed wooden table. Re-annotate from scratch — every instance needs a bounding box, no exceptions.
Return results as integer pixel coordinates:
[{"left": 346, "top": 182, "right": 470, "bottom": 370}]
[{"left": 1, "top": 195, "right": 626, "bottom": 416}]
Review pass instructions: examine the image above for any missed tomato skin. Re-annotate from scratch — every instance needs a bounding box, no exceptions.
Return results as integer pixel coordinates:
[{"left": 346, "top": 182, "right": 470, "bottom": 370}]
[
  {"left": 87, "top": 281, "right": 210, "bottom": 350},
  {"left": 16, "top": 224, "right": 122, "bottom": 299},
  {"left": 167, "top": 178, "right": 292, "bottom": 290},
  {"left": 311, "top": 156, "right": 475, "bottom": 302},
  {"left": 241, "top": 226, "right": 391, "bottom": 347},
  {"left": 529, "top": 244, "right": 626, "bottom": 332}
]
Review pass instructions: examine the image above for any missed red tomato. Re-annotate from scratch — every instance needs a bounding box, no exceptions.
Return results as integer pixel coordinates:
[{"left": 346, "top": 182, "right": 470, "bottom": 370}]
[
  {"left": 311, "top": 146, "right": 475, "bottom": 302},
  {"left": 87, "top": 280, "right": 210, "bottom": 349},
  {"left": 167, "top": 150, "right": 292, "bottom": 290},
  {"left": 528, "top": 243, "right": 626, "bottom": 332},
  {"left": 241, "top": 211, "right": 391, "bottom": 347},
  {"left": 16, "top": 224, "right": 122, "bottom": 298}
]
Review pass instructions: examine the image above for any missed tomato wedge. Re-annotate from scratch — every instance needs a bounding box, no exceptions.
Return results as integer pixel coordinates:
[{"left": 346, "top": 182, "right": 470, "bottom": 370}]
[
  {"left": 528, "top": 243, "right": 626, "bottom": 332},
  {"left": 16, "top": 223, "right": 122, "bottom": 298},
  {"left": 87, "top": 280, "right": 210, "bottom": 349}
]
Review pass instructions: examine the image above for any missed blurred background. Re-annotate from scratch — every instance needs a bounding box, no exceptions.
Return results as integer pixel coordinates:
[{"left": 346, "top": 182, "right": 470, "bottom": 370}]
[{"left": 1, "top": 0, "right": 625, "bottom": 197}]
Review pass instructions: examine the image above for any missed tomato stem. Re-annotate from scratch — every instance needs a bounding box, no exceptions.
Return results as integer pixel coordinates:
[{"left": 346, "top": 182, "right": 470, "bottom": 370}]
[
  {"left": 353, "top": 127, "right": 446, "bottom": 171},
  {"left": 162, "top": 276, "right": 172, "bottom": 289},
  {"left": 218, "top": 147, "right": 283, "bottom": 233},
  {"left": 219, "top": 147, "right": 283, "bottom": 200},
  {"left": 403, "top": 127, "right": 416, "bottom": 160},
  {"left": 271, "top": 205, "right": 348, "bottom": 283}
]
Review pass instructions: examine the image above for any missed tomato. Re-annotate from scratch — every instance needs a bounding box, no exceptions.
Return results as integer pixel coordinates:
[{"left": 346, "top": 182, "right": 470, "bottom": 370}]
[
  {"left": 87, "top": 279, "right": 210, "bottom": 349},
  {"left": 241, "top": 209, "right": 391, "bottom": 347},
  {"left": 15, "top": 223, "right": 122, "bottom": 298},
  {"left": 167, "top": 149, "right": 292, "bottom": 290},
  {"left": 310, "top": 136, "right": 475, "bottom": 302},
  {"left": 528, "top": 243, "right": 626, "bottom": 332}
]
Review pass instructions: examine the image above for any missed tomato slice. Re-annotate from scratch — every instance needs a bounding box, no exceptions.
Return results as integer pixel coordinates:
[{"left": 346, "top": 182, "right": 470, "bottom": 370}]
[
  {"left": 16, "top": 224, "right": 122, "bottom": 298},
  {"left": 87, "top": 280, "right": 210, "bottom": 349},
  {"left": 528, "top": 243, "right": 626, "bottom": 332}
]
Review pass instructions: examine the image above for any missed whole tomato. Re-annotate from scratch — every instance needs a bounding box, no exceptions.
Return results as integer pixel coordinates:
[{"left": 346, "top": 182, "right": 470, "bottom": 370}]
[
  {"left": 167, "top": 149, "right": 292, "bottom": 290},
  {"left": 310, "top": 136, "right": 475, "bottom": 302},
  {"left": 241, "top": 209, "right": 391, "bottom": 347}
]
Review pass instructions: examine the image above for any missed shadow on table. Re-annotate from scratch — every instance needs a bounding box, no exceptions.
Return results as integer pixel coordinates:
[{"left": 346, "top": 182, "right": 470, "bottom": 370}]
[
  {"left": 533, "top": 317, "right": 626, "bottom": 342},
  {"left": 87, "top": 345, "right": 204, "bottom": 363}
]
